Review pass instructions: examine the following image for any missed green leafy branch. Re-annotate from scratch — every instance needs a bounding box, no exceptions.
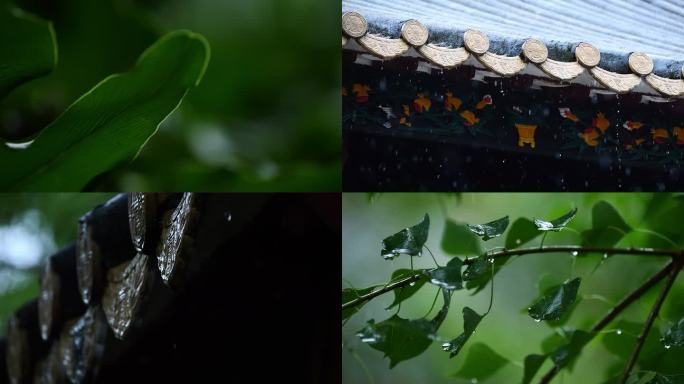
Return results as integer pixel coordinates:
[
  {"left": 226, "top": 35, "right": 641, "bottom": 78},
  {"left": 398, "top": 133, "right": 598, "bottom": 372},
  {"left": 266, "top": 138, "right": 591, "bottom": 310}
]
[{"left": 342, "top": 202, "right": 684, "bottom": 383}]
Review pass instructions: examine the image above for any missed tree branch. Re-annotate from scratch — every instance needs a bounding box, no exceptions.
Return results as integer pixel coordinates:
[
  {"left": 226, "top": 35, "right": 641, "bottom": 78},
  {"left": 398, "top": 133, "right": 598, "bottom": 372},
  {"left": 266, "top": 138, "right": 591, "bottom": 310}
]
[
  {"left": 538, "top": 261, "right": 675, "bottom": 384},
  {"left": 619, "top": 260, "right": 682, "bottom": 383},
  {"left": 342, "top": 246, "right": 683, "bottom": 312}
]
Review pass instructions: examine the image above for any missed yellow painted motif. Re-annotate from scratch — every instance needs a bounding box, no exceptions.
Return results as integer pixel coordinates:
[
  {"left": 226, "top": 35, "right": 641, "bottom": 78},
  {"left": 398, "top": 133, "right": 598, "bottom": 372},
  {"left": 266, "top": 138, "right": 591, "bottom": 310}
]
[
  {"left": 558, "top": 108, "right": 579, "bottom": 122},
  {"left": 443, "top": 91, "right": 462, "bottom": 111},
  {"left": 400, "top": 104, "right": 412, "bottom": 127},
  {"left": 651, "top": 128, "right": 669, "bottom": 144},
  {"left": 579, "top": 127, "right": 599, "bottom": 147},
  {"left": 460, "top": 110, "right": 479, "bottom": 126},
  {"left": 515, "top": 124, "right": 538, "bottom": 148},
  {"left": 352, "top": 83, "right": 371, "bottom": 102},
  {"left": 476, "top": 94, "right": 493, "bottom": 110},
  {"left": 622, "top": 121, "right": 643, "bottom": 131},
  {"left": 592, "top": 112, "right": 610, "bottom": 133},
  {"left": 413, "top": 93, "right": 432, "bottom": 112}
]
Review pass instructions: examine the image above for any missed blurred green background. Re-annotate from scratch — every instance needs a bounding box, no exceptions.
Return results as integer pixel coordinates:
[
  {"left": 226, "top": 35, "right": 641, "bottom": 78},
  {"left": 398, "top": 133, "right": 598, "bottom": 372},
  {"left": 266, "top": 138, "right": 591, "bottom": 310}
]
[
  {"left": 0, "top": 193, "right": 113, "bottom": 336},
  {"left": 1, "top": 0, "right": 340, "bottom": 191},
  {"left": 343, "top": 193, "right": 684, "bottom": 383}
]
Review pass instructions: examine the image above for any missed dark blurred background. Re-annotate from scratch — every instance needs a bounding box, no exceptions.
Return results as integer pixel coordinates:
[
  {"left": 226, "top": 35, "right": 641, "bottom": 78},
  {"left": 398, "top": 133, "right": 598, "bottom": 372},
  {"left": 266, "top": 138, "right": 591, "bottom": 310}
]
[{"left": 1, "top": 0, "right": 340, "bottom": 191}]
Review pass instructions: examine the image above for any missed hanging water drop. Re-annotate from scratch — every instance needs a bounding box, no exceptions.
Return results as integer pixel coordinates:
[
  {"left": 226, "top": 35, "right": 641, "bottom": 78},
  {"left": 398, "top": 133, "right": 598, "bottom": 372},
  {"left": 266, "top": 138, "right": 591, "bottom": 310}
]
[
  {"left": 534, "top": 319, "right": 542, "bottom": 323},
  {"left": 571, "top": 251, "right": 578, "bottom": 256},
  {"left": 616, "top": 329, "right": 622, "bottom": 335},
  {"left": 409, "top": 281, "right": 416, "bottom": 287},
  {"left": 603, "top": 253, "right": 609, "bottom": 259},
  {"left": 516, "top": 239, "right": 521, "bottom": 245},
  {"left": 442, "top": 342, "right": 452, "bottom": 351}
]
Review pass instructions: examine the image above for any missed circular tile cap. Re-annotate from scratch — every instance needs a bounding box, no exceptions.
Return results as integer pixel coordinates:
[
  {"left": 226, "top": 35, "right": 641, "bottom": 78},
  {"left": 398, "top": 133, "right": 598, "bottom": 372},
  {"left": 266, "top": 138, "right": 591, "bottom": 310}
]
[
  {"left": 522, "top": 38, "right": 548, "bottom": 64},
  {"left": 342, "top": 11, "right": 368, "bottom": 38},
  {"left": 463, "top": 29, "right": 489, "bottom": 55},
  {"left": 575, "top": 42, "right": 600, "bottom": 67},
  {"left": 628, "top": 52, "right": 654, "bottom": 76},
  {"left": 401, "top": 19, "right": 428, "bottom": 46}
]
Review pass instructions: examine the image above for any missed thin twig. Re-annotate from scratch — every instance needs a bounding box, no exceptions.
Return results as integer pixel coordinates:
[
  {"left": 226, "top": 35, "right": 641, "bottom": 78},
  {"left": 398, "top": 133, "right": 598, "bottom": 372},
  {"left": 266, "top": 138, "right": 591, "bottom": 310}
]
[
  {"left": 619, "top": 261, "right": 682, "bottom": 383},
  {"left": 538, "top": 261, "right": 676, "bottom": 384},
  {"left": 343, "top": 247, "right": 683, "bottom": 312}
]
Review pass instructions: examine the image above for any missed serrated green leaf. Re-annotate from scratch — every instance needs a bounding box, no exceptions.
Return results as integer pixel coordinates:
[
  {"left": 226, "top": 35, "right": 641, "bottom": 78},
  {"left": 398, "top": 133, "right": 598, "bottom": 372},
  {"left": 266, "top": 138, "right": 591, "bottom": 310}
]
[
  {"left": 522, "top": 354, "right": 547, "bottom": 384},
  {"left": 429, "top": 257, "right": 463, "bottom": 290},
  {"left": 534, "top": 207, "right": 577, "bottom": 232},
  {"left": 582, "top": 201, "right": 631, "bottom": 248},
  {"left": 0, "top": 1, "right": 57, "bottom": 98},
  {"left": 662, "top": 318, "right": 684, "bottom": 348},
  {"left": 451, "top": 343, "right": 508, "bottom": 381},
  {"left": 358, "top": 290, "right": 451, "bottom": 368},
  {"left": 467, "top": 216, "right": 509, "bottom": 241},
  {"left": 386, "top": 269, "right": 428, "bottom": 309},
  {"left": 505, "top": 218, "right": 541, "bottom": 249},
  {"left": 441, "top": 219, "right": 482, "bottom": 256},
  {"left": 0, "top": 30, "right": 210, "bottom": 190},
  {"left": 528, "top": 278, "right": 581, "bottom": 321},
  {"left": 443, "top": 306, "right": 483, "bottom": 358},
  {"left": 342, "top": 285, "right": 380, "bottom": 321},
  {"left": 462, "top": 256, "right": 490, "bottom": 281},
  {"left": 381, "top": 214, "right": 429, "bottom": 259}
]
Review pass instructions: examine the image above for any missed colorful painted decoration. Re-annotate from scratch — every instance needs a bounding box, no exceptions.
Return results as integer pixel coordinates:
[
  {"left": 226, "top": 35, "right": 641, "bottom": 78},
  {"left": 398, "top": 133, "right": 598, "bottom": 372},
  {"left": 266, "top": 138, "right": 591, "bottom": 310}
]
[{"left": 515, "top": 124, "right": 537, "bottom": 148}]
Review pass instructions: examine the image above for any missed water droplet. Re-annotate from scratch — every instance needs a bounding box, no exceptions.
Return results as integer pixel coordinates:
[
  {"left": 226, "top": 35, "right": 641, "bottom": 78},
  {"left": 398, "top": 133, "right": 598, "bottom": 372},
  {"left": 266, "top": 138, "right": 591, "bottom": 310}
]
[
  {"left": 534, "top": 319, "right": 541, "bottom": 323},
  {"left": 224, "top": 212, "right": 232, "bottom": 222},
  {"left": 442, "top": 342, "right": 452, "bottom": 351},
  {"left": 471, "top": 379, "right": 478, "bottom": 384},
  {"left": 409, "top": 282, "right": 416, "bottom": 287},
  {"left": 571, "top": 251, "right": 578, "bottom": 256},
  {"left": 616, "top": 329, "right": 622, "bottom": 335},
  {"left": 516, "top": 239, "right": 521, "bottom": 245},
  {"left": 603, "top": 253, "right": 608, "bottom": 259},
  {"left": 665, "top": 344, "right": 671, "bottom": 349}
]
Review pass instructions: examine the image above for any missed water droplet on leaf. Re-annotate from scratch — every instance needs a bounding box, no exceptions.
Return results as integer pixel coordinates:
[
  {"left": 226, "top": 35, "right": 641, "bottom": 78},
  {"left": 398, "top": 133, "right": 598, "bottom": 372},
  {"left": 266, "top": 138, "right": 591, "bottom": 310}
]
[{"left": 571, "top": 251, "right": 578, "bottom": 256}]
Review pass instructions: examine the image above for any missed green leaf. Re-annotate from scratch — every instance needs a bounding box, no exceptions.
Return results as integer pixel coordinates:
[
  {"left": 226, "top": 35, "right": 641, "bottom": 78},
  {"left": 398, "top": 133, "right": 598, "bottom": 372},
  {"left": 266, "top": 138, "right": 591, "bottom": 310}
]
[
  {"left": 533, "top": 207, "right": 577, "bottom": 232},
  {"left": 662, "top": 318, "right": 684, "bottom": 348},
  {"left": 505, "top": 218, "right": 541, "bottom": 249},
  {"left": 625, "top": 371, "right": 684, "bottom": 384},
  {"left": 582, "top": 201, "right": 632, "bottom": 248},
  {"left": 429, "top": 257, "right": 463, "bottom": 290},
  {"left": 528, "top": 278, "right": 581, "bottom": 321},
  {"left": 381, "top": 214, "right": 429, "bottom": 259},
  {"left": 443, "top": 306, "right": 483, "bottom": 358},
  {"left": 465, "top": 255, "right": 509, "bottom": 295},
  {"left": 467, "top": 216, "right": 509, "bottom": 241},
  {"left": 441, "top": 219, "right": 482, "bottom": 256},
  {"left": 462, "top": 256, "right": 490, "bottom": 281},
  {"left": 550, "top": 329, "right": 591, "bottom": 369},
  {"left": 342, "top": 285, "right": 380, "bottom": 321},
  {"left": 0, "top": 30, "right": 210, "bottom": 191},
  {"left": 386, "top": 269, "right": 428, "bottom": 309},
  {"left": 0, "top": 2, "right": 57, "bottom": 98},
  {"left": 358, "top": 290, "right": 451, "bottom": 368},
  {"left": 522, "top": 354, "right": 547, "bottom": 384},
  {"left": 451, "top": 343, "right": 509, "bottom": 381}
]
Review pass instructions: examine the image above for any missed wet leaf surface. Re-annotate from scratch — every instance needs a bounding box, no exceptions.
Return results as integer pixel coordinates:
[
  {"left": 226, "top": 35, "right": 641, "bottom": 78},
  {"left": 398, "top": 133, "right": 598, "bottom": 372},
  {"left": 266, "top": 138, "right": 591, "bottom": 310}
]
[
  {"left": 582, "top": 201, "right": 631, "bottom": 248},
  {"left": 381, "top": 214, "right": 429, "bottom": 259},
  {"left": 443, "top": 306, "right": 483, "bottom": 358},
  {"left": 429, "top": 257, "right": 463, "bottom": 290},
  {"left": 534, "top": 207, "right": 577, "bottom": 231},
  {"left": 522, "top": 353, "right": 547, "bottom": 384},
  {"left": 467, "top": 216, "right": 509, "bottom": 241},
  {"left": 662, "top": 318, "right": 684, "bottom": 349},
  {"left": 342, "top": 285, "right": 380, "bottom": 321},
  {"left": 528, "top": 278, "right": 581, "bottom": 321},
  {"left": 357, "top": 290, "right": 451, "bottom": 368}
]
